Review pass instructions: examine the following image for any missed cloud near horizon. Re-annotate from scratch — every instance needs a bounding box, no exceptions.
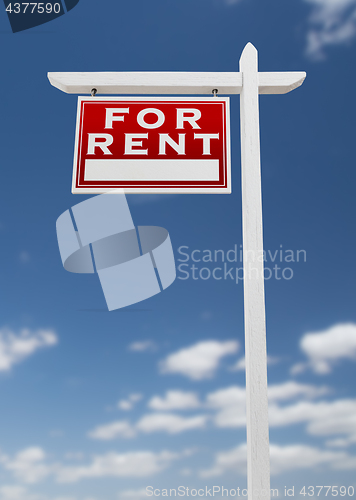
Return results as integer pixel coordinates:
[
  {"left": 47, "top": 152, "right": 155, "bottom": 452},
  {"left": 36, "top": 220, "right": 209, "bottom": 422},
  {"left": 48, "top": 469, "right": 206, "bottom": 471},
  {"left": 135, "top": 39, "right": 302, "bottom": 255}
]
[
  {"left": 200, "top": 442, "right": 356, "bottom": 477},
  {"left": 0, "top": 447, "right": 187, "bottom": 485},
  {"left": 87, "top": 381, "right": 337, "bottom": 441}
]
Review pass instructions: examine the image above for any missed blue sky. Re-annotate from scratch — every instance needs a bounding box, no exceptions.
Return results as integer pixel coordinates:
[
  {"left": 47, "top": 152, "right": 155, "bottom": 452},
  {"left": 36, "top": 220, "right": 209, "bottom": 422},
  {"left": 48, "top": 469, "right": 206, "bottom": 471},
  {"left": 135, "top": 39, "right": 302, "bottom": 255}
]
[{"left": 0, "top": 0, "right": 356, "bottom": 499}]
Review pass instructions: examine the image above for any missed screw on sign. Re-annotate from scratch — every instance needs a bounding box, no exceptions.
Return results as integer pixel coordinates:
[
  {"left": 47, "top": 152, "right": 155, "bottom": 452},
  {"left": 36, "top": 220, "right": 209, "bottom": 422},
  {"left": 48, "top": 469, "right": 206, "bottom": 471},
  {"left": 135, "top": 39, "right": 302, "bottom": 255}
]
[
  {"left": 4, "top": 0, "right": 80, "bottom": 33},
  {"left": 48, "top": 43, "right": 306, "bottom": 500}
]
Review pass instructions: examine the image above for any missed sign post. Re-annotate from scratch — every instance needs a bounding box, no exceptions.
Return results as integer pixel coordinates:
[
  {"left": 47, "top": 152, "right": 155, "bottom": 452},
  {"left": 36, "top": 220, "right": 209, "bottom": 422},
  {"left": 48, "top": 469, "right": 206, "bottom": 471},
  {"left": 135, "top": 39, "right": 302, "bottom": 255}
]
[
  {"left": 48, "top": 44, "right": 306, "bottom": 500},
  {"left": 240, "top": 43, "right": 270, "bottom": 500}
]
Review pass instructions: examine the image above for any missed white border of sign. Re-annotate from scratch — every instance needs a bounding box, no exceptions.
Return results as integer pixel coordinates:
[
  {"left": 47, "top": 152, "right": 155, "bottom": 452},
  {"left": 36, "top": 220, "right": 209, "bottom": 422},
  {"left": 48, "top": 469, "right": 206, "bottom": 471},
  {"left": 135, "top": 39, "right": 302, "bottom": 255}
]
[{"left": 72, "top": 96, "right": 231, "bottom": 194}]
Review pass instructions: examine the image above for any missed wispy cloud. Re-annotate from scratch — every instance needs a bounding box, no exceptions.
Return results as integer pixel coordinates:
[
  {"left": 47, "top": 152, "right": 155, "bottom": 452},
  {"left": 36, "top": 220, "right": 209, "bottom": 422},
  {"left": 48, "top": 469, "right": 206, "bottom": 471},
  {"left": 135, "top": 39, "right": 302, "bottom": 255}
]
[
  {"left": 127, "top": 340, "right": 157, "bottom": 352},
  {"left": 118, "top": 393, "right": 143, "bottom": 411},
  {"left": 118, "top": 489, "right": 148, "bottom": 499},
  {"left": 291, "top": 323, "right": 356, "bottom": 374},
  {"left": 60, "top": 449, "right": 181, "bottom": 482},
  {"left": 222, "top": 0, "right": 244, "bottom": 5},
  {"left": 88, "top": 421, "right": 136, "bottom": 440},
  {"left": 19, "top": 251, "right": 31, "bottom": 264},
  {"left": 88, "top": 412, "right": 206, "bottom": 439},
  {"left": 200, "top": 442, "right": 356, "bottom": 477},
  {"left": 148, "top": 390, "right": 201, "bottom": 411},
  {"left": 205, "top": 383, "right": 356, "bottom": 447},
  {"left": 0, "top": 447, "right": 186, "bottom": 484},
  {"left": 0, "top": 328, "right": 58, "bottom": 372},
  {"left": 136, "top": 413, "right": 207, "bottom": 434},
  {"left": 1, "top": 448, "right": 53, "bottom": 484},
  {"left": 159, "top": 340, "right": 239, "bottom": 380},
  {"left": 57, "top": 449, "right": 183, "bottom": 483},
  {"left": 0, "top": 485, "right": 41, "bottom": 500},
  {"left": 304, "top": 0, "right": 356, "bottom": 59},
  {"left": 206, "top": 385, "right": 246, "bottom": 428},
  {"left": 205, "top": 381, "right": 328, "bottom": 429},
  {"left": 268, "top": 381, "right": 329, "bottom": 401},
  {"left": 88, "top": 381, "right": 331, "bottom": 440}
]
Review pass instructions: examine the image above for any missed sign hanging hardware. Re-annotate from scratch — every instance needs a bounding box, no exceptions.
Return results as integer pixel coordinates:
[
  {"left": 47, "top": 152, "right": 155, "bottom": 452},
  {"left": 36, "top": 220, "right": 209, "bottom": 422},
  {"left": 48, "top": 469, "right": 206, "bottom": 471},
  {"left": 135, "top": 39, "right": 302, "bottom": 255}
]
[
  {"left": 91, "top": 88, "right": 97, "bottom": 97},
  {"left": 212, "top": 88, "right": 218, "bottom": 97}
]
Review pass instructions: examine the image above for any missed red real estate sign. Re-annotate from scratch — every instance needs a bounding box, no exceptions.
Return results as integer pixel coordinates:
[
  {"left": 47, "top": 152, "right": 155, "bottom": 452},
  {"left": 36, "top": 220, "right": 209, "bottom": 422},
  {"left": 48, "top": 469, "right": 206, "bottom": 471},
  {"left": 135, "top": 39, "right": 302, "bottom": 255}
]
[{"left": 72, "top": 97, "right": 231, "bottom": 193}]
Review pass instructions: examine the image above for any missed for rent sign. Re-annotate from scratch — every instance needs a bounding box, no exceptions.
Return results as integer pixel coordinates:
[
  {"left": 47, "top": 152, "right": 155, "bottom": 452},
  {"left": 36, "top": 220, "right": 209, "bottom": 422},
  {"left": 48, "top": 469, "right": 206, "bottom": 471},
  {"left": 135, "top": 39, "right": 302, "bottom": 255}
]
[{"left": 72, "top": 97, "right": 231, "bottom": 193}]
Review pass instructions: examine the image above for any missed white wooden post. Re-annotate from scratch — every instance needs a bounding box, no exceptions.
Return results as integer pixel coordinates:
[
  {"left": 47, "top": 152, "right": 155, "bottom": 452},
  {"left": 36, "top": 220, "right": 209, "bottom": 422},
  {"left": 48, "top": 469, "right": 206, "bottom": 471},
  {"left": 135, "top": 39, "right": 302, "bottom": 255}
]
[{"left": 240, "top": 43, "right": 270, "bottom": 500}]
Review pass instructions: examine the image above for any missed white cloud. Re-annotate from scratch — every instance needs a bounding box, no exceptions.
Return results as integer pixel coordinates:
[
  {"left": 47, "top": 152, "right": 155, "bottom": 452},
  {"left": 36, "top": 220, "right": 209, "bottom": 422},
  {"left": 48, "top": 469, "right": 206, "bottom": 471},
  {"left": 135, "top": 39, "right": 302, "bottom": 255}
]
[
  {"left": 159, "top": 340, "right": 239, "bottom": 380},
  {"left": 148, "top": 390, "right": 200, "bottom": 411},
  {"left": 0, "top": 485, "right": 46, "bottom": 500},
  {"left": 88, "top": 421, "right": 136, "bottom": 440},
  {"left": 0, "top": 328, "right": 58, "bottom": 372},
  {"left": 292, "top": 323, "right": 356, "bottom": 374},
  {"left": 199, "top": 443, "right": 247, "bottom": 477},
  {"left": 206, "top": 386, "right": 246, "bottom": 428},
  {"left": 88, "top": 410, "right": 206, "bottom": 439},
  {"left": 205, "top": 382, "right": 327, "bottom": 429},
  {"left": 118, "top": 393, "right": 142, "bottom": 411},
  {"left": 136, "top": 413, "right": 207, "bottom": 434},
  {"left": 89, "top": 382, "right": 355, "bottom": 445},
  {"left": 268, "top": 398, "right": 356, "bottom": 446},
  {"left": 56, "top": 450, "right": 181, "bottom": 483},
  {"left": 270, "top": 443, "right": 355, "bottom": 474},
  {"left": 290, "top": 362, "right": 308, "bottom": 375},
  {"left": 118, "top": 489, "right": 148, "bottom": 499},
  {"left": 268, "top": 381, "right": 329, "bottom": 401},
  {"left": 2, "top": 448, "right": 52, "bottom": 484},
  {"left": 0, "top": 486, "right": 23, "bottom": 500},
  {"left": 326, "top": 437, "right": 356, "bottom": 448},
  {"left": 0, "top": 486, "right": 22, "bottom": 500},
  {"left": 128, "top": 341, "right": 157, "bottom": 352},
  {"left": 200, "top": 442, "right": 356, "bottom": 477},
  {"left": 306, "top": 399, "right": 356, "bottom": 443},
  {"left": 1, "top": 447, "right": 184, "bottom": 485},
  {"left": 229, "top": 357, "right": 246, "bottom": 371},
  {"left": 118, "top": 400, "right": 133, "bottom": 411},
  {"left": 304, "top": 0, "right": 356, "bottom": 59}
]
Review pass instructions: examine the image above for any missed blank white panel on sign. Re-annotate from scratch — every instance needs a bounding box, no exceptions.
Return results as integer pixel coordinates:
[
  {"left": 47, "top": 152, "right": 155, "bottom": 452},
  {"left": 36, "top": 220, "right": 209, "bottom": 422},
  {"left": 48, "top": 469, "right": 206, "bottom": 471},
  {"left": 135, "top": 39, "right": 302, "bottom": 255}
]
[{"left": 84, "top": 159, "right": 220, "bottom": 181}]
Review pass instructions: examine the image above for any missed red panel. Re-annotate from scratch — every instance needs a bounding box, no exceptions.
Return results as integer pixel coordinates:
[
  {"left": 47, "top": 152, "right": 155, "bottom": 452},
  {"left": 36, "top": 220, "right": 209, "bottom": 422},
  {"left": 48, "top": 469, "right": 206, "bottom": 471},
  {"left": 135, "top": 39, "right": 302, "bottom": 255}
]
[{"left": 73, "top": 98, "right": 230, "bottom": 192}]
